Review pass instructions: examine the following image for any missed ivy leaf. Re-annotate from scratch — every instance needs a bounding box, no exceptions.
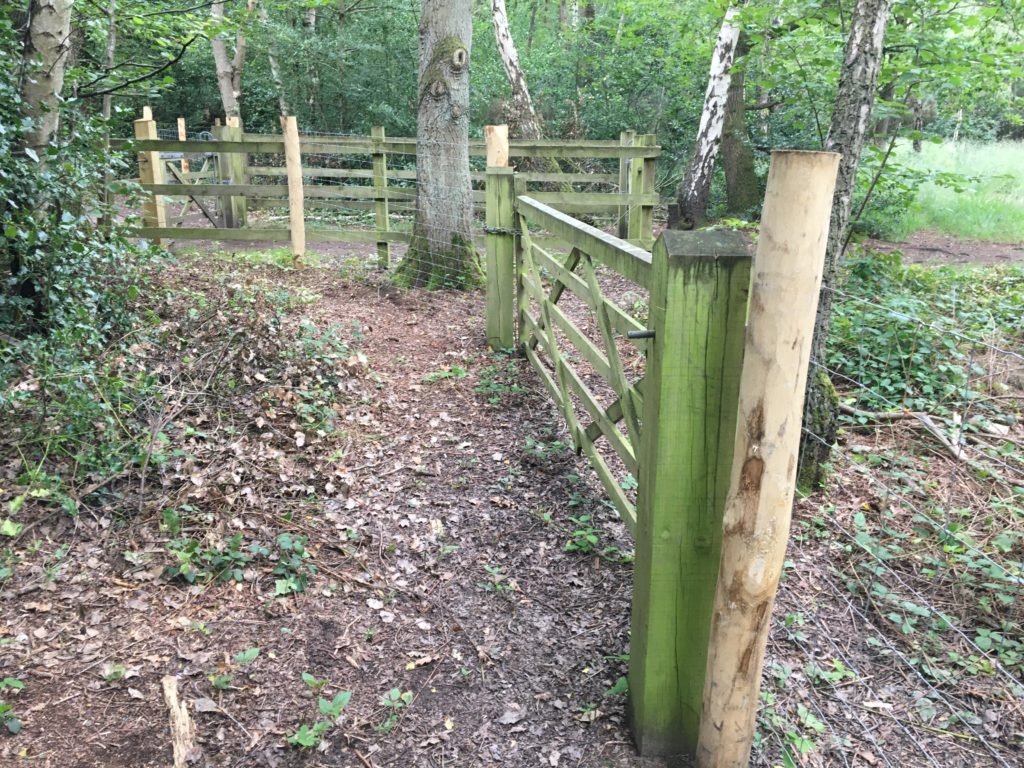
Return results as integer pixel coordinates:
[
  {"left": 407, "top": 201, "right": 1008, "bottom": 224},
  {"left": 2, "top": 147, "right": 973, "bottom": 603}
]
[{"left": 232, "top": 647, "right": 260, "bottom": 666}]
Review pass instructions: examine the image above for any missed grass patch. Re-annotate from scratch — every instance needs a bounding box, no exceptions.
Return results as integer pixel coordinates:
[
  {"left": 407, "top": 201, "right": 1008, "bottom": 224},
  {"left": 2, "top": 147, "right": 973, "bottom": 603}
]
[{"left": 890, "top": 140, "right": 1024, "bottom": 243}]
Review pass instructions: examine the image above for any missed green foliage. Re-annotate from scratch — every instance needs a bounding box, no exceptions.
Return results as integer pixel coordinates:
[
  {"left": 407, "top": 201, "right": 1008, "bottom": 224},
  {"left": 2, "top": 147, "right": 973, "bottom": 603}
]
[
  {"left": 376, "top": 687, "right": 413, "bottom": 733},
  {"left": 0, "top": 677, "right": 24, "bottom": 735},
  {"left": 474, "top": 354, "right": 526, "bottom": 406},
  {"left": 422, "top": 365, "right": 468, "bottom": 383},
  {"left": 564, "top": 514, "right": 601, "bottom": 554},
  {"left": 828, "top": 251, "right": 1024, "bottom": 413}
]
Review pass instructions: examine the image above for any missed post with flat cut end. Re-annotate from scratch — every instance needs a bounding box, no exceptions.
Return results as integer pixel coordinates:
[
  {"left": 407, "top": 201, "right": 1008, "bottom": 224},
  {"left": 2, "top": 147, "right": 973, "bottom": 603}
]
[
  {"left": 485, "top": 124, "right": 510, "bottom": 168},
  {"left": 617, "top": 130, "right": 635, "bottom": 239},
  {"left": 142, "top": 105, "right": 153, "bottom": 121},
  {"left": 697, "top": 150, "right": 839, "bottom": 768},
  {"left": 626, "top": 134, "right": 650, "bottom": 245},
  {"left": 485, "top": 166, "right": 516, "bottom": 350},
  {"left": 629, "top": 229, "right": 751, "bottom": 757},
  {"left": 224, "top": 115, "right": 247, "bottom": 227},
  {"left": 281, "top": 115, "right": 305, "bottom": 263},
  {"left": 177, "top": 118, "right": 189, "bottom": 174},
  {"left": 371, "top": 126, "right": 391, "bottom": 269},
  {"left": 134, "top": 113, "right": 166, "bottom": 240}
]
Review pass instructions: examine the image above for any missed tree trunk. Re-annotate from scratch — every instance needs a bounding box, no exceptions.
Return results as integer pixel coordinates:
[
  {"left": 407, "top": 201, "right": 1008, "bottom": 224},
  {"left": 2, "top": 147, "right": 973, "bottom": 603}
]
[
  {"left": 491, "top": 0, "right": 543, "bottom": 140},
  {"left": 394, "top": 0, "right": 480, "bottom": 289},
  {"left": 798, "top": 0, "right": 893, "bottom": 488},
  {"left": 20, "top": 0, "right": 73, "bottom": 155},
  {"left": 258, "top": 3, "right": 290, "bottom": 116},
  {"left": 210, "top": 1, "right": 251, "bottom": 119},
  {"left": 304, "top": 7, "right": 317, "bottom": 32},
  {"left": 672, "top": 5, "right": 742, "bottom": 230},
  {"left": 721, "top": 34, "right": 759, "bottom": 216}
]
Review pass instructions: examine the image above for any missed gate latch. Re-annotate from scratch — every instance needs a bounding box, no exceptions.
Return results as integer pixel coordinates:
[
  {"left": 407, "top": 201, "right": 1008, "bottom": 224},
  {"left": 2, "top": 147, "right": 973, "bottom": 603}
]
[{"left": 627, "top": 329, "right": 655, "bottom": 340}]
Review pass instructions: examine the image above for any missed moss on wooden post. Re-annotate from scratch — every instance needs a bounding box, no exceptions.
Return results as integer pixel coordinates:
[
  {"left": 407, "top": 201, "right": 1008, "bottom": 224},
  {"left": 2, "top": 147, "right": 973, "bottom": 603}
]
[
  {"left": 485, "top": 167, "right": 516, "bottom": 350},
  {"left": 629, "top": 229, "right": 750, "bottom": 757}
]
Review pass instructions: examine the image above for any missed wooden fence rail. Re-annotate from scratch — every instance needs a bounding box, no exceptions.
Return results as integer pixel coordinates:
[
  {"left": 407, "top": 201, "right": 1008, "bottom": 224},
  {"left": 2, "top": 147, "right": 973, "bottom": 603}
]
[
  {"left": 115, "top": 115, "right": 660, "bottom": 258},
  {"left": 484, "top": 152, "right": 840, "bottom": 764}
]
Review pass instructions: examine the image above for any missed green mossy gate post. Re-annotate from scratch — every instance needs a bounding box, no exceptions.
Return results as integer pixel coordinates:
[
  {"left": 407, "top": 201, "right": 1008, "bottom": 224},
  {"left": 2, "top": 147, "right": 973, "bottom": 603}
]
[
  {"left": 628, "top": 230, "right": 751, "bottom": 755},
  {"left": 485, "top": 125, "right": 516, "bottom": 350}
]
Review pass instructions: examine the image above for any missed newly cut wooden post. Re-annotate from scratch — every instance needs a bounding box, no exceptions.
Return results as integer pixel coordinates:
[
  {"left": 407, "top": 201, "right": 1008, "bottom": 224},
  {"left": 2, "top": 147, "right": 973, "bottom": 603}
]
[
  {"left": 223, "top": 115, "right": 247, "bottom": 227},
  {"left": 629, "top": 229, "right": 751, "bottom": 756},
  {"left": 142, "top": 105, "right": 153, "bottom": 121},
  {"left": 371, "top": 126, "right": 391, "bottom": 269},
  {"left": 617, "top": 130, "right": 635, "bottom": 239},
  {"left": 696, "top": 150, "right": 839, "bottom": 768},
  {"left": 134, "top": 114, "right": 167, "bottom": 238},
  {"left": 177, "top": 118, "right": 189, "bottom": 174},
  {"left": 485, "top": 124, "right": 510, "bottom": 168},
  {"left": 485, "top": 166, "right": 516, "bottom": 350},
  {"left": 281, "top": 115, "right": 305, "bottom": 262}
]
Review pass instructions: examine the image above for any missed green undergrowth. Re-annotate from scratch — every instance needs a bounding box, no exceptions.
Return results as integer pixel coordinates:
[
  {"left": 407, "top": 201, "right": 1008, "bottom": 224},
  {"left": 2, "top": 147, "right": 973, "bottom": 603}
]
[
  {"left": 829, "top": 249, "right": 1024, "bottom": 415},
  {"left": 1, "top": 251, "right": 373, "bottom": 599}
]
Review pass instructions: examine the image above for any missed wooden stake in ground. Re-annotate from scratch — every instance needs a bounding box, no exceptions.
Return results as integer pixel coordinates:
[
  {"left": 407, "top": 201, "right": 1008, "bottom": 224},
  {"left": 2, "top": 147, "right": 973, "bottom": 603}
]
[
  {"left": 162, "top": 675, "right": 197, "bottom": 768},
  {"left": 281, "top": 115, "right": 305, "bottom": 262},
  {"left": 696, "top": 150, "right": 839, "bottom": 768}
]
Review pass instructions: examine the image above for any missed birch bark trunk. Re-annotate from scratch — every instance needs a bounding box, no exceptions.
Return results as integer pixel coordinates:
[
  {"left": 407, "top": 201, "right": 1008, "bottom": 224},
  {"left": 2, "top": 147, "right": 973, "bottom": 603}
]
[
  {"left": 20, "top": 0, "right": 73, "bottom": 155},
  {"left": 491, "top": 0, "right": 542, "bottom": 140},
  {"left": 394, "top": 0, "right": 480, "bottom": 288},
  {"left": 672, "top": 5, "right": 741, "bottom": 229},
  {"left": 257, "top": 3, "right": 290, "bottom": 116},
  {"left": 799, "top": 0, "right": 893, "bottom": 486}
]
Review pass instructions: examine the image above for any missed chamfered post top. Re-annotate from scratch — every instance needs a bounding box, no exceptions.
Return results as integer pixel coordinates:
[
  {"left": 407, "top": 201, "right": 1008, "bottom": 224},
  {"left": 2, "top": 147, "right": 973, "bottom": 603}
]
[{"left": 655, "top": 229, "right": 751, "bottom": 263}]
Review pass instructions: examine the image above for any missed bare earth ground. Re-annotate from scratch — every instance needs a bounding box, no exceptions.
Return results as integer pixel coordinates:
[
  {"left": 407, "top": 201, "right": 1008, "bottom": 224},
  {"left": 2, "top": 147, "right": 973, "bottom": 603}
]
[{"left": 1, "top": 230, "right": 1022, "bottom": 768}]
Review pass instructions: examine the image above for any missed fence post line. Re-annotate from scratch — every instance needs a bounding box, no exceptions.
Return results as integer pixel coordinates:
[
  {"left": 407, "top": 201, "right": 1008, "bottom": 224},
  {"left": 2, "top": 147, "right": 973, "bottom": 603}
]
[
  {"left": 177, "top": 118, "right": 189, "bottom": 174},
  {"left": 696, "top": 151, "right": 840, "bottom": 768},
  {"left": 213, "top": 123, "right": 233, "bottom": 228},
  {"left": 617, "top": 130, "right": 635, "bottom": 239},
  {"left": 513, "top": 174, "right": 528, "bottom": 348},
  {"left": 485, "top": 166, "right": 516, "bottom": 351},
  {"left": 639, "top": 134, "right": 657, "bottom": 249},
  {"left": 371, "top": 126, "right": 391, "bottom": 269},
  {"left": 134, "top": 112, "right": 166, "bottom": 241},
  {"left": 223, "top": 115, "right": 247, "bottom": 227},
  {"left": 628, "top": 230, "right": 751, "bottom": 757},
  {"left": 281, "top": 115, "right": 305, "bottom": 263}
]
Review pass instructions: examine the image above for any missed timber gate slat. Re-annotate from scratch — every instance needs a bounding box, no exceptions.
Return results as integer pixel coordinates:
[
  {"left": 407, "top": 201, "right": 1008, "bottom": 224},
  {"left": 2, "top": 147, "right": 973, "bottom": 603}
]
[{"left": 515, "top": 195, "right": 650, "bottom": 525}]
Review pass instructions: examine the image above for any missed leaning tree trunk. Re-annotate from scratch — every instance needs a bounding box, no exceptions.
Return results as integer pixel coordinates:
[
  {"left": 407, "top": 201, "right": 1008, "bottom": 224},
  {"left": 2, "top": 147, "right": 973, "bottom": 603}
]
[
  {"left": 257, "top": 3, "right": 290, "bottom": 116},
  {"left": 394, "top": 0, "right": 480, "bottom": 289},
  {"left": 798, "top": 0, "right": 893, "bottom": 488},
  {"left": 491, "top": 0, "right": 542, "bottom": 140},
  {"left": 211, "top": 1, "right": 251, "bottom": 119},
  {"left": 20, "top": 0, "right": 73, "bottom": 156},
  {"left": 721, "top": 33, "right": 760, "bottom": 216},
  {"left": 672, "top": 5, "right": 742, "bottom": 229}
]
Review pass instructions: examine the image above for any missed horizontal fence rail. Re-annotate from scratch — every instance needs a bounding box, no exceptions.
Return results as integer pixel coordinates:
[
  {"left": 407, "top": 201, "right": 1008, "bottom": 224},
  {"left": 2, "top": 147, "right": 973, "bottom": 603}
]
[{"left": 116, "top": 116, "right": 660, "bottom": 261}]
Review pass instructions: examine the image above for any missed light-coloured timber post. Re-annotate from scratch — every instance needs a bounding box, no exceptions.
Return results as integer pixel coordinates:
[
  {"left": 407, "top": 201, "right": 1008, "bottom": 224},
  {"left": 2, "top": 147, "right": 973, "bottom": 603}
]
[
  {"left": 485, "top": 124, "right": 510, "bottom": 168},
  {"left": 223, "top": 115, "right": 248, "bottom": 227},
  {"left": 617, "top": 130, "right": 635, "bottom": 239},
  {"left": 142, "top": 105, "right": 153, "bottom": 121},
  {"left": 696, "top": 151, "right": 839, "bottom": 768},
  {"left": 281, "top": 115, "right": 305, "bottom": 263},
  {"left": 629, "top": 229, "right": 751, "bottom": 756},
  {"left": 485, "top": 167, "right": 516, "bottom": 350},
  {"left": 177, "top": 118, "right": 189, "bottom": 174},
  {"left": 639, "top": 134, "right": 657, "bottom": 248},
  {"left": 134, "top": 112, "right": 166, "bottom": 239},
  {"left": 371, "top": 126, "right": 391, "bottom": 269}
]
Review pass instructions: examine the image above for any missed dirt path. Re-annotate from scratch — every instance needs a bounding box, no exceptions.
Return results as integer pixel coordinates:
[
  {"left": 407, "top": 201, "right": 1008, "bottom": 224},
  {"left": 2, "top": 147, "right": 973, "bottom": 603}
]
[
  {"left": 867, "top": 230, "right": 1024, "bottom": 265},
  {"left": 0, "top": 256, "right": 655, "bottom": 768}
]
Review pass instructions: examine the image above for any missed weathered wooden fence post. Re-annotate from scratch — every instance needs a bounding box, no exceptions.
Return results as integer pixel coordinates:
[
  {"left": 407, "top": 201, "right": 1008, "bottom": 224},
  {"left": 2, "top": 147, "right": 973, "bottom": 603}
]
[
  {"left": 617, "top": 130, "right": 636, "bottom": 239},
  {"left": 281, "top": 115, "right": 305, "bottom": 263},
  {"left": 629, "top": 229, "right": 751, "bottom": 756},
  {"left": 638, "top": 133, "right": 657, "bottom": 249},
  {"left": 696, "top": 150, "right": 839, "bottom": 768},
  {"left": 371, "top": 126, "right": 391, "bottom": 269},
  {"left": 218, "top": 115, "right": 247, "bottom": 228},
  {"left": 485, "top": 124, "right": 515, "bottom": 350},
  {"left": 177, "top": 117, "right": 189, "bottom": 174},
  {"left": 134, "top": 110, "right": 166, "bottom": 238}
]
